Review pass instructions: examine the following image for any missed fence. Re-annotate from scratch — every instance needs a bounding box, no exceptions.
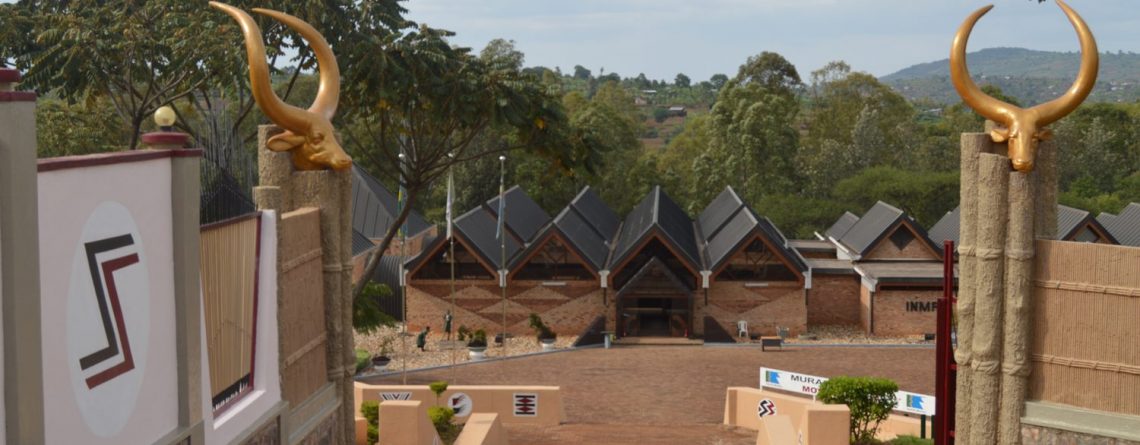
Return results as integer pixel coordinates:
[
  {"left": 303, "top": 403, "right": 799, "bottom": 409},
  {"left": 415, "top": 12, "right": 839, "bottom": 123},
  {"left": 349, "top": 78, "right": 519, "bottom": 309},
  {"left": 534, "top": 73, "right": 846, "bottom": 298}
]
[
  {"left": 278, "top": 207, "right": 330, "bottom": 405},
  {"left": 1030, "top": 240, "right": 1140, "bottom": 415},
  {"left": 200, "top": 212, "right": 262, "bottom": 412}
]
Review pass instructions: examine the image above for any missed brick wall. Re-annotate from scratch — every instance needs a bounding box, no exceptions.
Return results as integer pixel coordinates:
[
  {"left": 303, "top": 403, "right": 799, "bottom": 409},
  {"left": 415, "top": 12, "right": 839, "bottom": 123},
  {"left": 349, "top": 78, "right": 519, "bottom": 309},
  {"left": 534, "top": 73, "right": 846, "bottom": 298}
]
[
  {"left": 869, "top": 287, "right": 940, "bottom": 336},
  {"left": 697, "top": 281, "right": 806, "bottom": 337},
  {"left": 864, "top": 225, "right": 940, "bottom": 261},
  {"left": 406, "top": 278, "right": 604, "bottom": 336},
  {"left": 806, "top": 274, "right": 861, "bottom": 326}
]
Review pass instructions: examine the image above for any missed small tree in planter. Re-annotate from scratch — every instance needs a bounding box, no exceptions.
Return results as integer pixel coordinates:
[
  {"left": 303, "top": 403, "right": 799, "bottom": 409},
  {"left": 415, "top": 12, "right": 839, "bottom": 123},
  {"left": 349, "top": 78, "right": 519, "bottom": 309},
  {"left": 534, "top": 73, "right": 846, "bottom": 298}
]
[
  {"left": 467, "top": 329, "right": 488, "bottom": 360},
  {"left": 817, "top": 376, "right": 898, "bottom": 445},
  {"left": 360, "top": 400, "right": 380, "bottom": 445},
  {"left": 528, "top": 313, "right": 557, "bottom": 351},
  {"left": 427, "top": 381, "right": 460, "bottom": 442}
]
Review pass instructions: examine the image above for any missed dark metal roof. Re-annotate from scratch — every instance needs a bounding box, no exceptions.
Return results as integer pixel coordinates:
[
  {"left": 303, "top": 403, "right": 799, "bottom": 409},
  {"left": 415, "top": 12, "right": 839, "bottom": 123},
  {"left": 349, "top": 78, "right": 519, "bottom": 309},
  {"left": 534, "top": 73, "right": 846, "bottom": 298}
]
[
  {"left": 351, "top": 165, "right": 431, "bottom": 239},
  {"left": 570, "top": 186, "right": 621, "bottom": 242},
  {"left": 370, "top": 255, "right": 406, "bottom": 321},
  {"left": 825, "top": 211, "right": 860, "bottom": 240},
  {"left": 788, "top": 239, "right": 837, "bottom": 253},
  {"left": 352, "top": 229, "right": 376, "bottom": 257},
  {"left": 927, "top": 207, "right": 961, "bottom": 245},
  {"left": 1099, "top": 203, "right": 1140, "bottom": 246},
  {"left": 609, "top": 186, "right": 701, "bottom": 271},
  {"left": 836, "top": 202, "right": 903, "bottom": 256},
  {"left": 552, "top": 206, "right": 610, "bottom": 270},
  {"left": 485, "top": 185, "right": 551, "bottom": 243},
  {"left": 805, "top": 258, "right": 856, "bottom": 275},
  {"left": 453, "top": 206, "right": 521, "bottom": 270},
  {"left": 856, "top": 262, "right": 956, "bottom": 285},
  {"left": 615, "top": 256, "right": 695, "bottom": 296},
  {"left": 1057, "top": 204, "right": 1090, "bottom": 240},
  {"left": 698, "top": 187, "right": 807, "bottom": 273}
]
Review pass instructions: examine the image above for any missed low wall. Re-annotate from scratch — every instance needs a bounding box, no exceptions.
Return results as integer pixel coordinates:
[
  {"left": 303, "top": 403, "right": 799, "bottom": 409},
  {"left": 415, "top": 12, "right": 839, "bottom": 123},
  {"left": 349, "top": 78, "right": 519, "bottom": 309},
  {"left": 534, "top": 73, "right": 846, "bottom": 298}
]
[
  {"left": 355, "top": 383, "right": 562, "bottom": 426},
  {"left": 453, "top": 413, "right": 510, "bottom": 445},
  {"left": 724, "top": 387, "right": 924, "bottom": 441}
]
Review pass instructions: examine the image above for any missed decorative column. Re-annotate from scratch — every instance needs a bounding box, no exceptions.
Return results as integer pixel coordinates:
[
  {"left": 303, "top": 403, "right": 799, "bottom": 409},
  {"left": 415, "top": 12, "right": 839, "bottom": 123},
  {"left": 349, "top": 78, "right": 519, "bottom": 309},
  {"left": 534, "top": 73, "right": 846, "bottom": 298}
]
[{"left": 0, "top": 68, "right": 46, "bottom": 445}]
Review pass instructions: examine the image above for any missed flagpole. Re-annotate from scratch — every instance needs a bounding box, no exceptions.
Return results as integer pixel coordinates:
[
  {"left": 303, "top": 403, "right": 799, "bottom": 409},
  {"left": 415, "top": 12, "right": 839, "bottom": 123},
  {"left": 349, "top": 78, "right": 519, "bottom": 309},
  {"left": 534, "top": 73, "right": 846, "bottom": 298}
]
[
  {"left": 499, "top": 155, "right": 507, "bottom": 352},
  {"left": 398, "top": 151, "right": 408, "bottom": 385},
  {"left": 447, "top": 154, "right": 457, "bottom": 383}
]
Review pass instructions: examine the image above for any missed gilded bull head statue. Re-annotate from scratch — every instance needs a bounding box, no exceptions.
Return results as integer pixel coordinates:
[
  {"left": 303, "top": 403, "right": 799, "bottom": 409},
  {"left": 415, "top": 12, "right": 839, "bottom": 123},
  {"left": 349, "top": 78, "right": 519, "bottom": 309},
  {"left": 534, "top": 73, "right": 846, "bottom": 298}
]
[
  {"left": 951, "top": 0, "right": 1098, "bottom": 173},
  {"left": 210, "top": 2, "right": 352, "bottom": 171}
]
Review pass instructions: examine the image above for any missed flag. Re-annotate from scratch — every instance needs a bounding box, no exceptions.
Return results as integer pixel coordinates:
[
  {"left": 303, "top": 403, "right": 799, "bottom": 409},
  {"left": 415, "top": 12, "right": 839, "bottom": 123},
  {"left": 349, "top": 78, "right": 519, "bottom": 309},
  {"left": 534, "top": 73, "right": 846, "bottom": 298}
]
[{"left": 445, "top": 168, "right": 454, "bottom": 239}]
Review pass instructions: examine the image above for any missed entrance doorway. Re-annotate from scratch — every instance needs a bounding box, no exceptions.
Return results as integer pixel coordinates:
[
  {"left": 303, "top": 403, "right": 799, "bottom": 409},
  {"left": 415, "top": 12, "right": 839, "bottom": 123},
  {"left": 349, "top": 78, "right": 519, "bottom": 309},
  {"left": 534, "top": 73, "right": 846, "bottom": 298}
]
[{"left": 619, "top": 295, "right": 690, "bottom": 337}]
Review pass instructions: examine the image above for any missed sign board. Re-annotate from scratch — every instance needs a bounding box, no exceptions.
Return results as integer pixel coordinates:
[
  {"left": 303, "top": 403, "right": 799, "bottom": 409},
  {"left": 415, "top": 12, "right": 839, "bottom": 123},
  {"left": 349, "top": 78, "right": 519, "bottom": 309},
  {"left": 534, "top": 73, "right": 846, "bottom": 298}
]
[
  {"left": 513, "top": 393, "right": 537, "bottom": 416},
  {"left": 448, "top": 392, "right": 472, "bottom": 417},
  {"left": 760, "top": 367, "right": 935, "bottom": 415}
]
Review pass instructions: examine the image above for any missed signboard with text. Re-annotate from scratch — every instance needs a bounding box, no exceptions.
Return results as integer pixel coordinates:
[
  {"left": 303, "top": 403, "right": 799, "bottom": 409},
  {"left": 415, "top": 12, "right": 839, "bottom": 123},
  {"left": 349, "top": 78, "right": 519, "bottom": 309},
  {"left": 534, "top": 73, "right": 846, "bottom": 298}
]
[{"left": 760, "top": 367, "right": 935, "bottom": 415}]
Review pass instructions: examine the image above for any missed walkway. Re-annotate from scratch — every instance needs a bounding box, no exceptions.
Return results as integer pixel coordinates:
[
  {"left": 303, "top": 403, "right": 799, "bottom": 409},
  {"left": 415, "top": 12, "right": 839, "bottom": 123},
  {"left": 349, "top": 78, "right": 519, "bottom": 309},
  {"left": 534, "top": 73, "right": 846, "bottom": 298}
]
[{"left": 364, "top": 344, "right": 936, "bottom": 444}]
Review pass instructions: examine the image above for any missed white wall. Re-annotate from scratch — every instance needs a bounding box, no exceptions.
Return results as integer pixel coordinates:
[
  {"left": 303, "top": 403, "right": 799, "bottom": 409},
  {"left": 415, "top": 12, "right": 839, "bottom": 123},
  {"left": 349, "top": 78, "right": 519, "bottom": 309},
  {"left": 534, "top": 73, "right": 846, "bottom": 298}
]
[{"left": 201, "top": 211, "right": 281, "bottom": 445}]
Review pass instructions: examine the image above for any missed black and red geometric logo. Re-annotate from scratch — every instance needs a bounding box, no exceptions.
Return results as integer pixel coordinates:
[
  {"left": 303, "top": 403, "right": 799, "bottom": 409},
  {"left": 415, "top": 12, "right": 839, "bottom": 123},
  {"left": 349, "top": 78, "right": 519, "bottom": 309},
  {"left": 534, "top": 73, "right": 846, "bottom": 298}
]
[
  {"left": 757, "top": 398, "right": 777, "bottom": 417},
  {"left": 78, "top": 234, "right": 139, "bottom": 389},
  {"left": 513, "top": 393, "right": 537, "bottom": 416}
]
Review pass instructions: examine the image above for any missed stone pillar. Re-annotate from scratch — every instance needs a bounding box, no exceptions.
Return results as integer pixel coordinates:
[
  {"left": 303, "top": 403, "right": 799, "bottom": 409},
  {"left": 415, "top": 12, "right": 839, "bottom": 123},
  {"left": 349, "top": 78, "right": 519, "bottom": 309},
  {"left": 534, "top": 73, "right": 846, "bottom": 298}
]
[
  {"left": 1034, "top": 140, "right": 1058, "bottom": 239},
  {"left": 955, "top": 132, "right": 993, "bottom": 444},
  {"left": 0, "top": 68, "right": 46, "bottom": 445},
  {"left": 969, "top": 153, "right": 1010, "bottom": 445},
  {"left": 999, "top": 170, "right": 1035, "bottom": 444}
]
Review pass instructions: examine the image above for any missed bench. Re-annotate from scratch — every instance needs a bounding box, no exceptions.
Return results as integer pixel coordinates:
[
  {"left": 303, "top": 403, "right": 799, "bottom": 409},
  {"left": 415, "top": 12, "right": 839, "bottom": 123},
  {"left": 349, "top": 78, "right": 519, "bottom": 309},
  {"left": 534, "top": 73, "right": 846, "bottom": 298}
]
[{"left": 760, "top": 336, "right": 783, "bottom": 351}]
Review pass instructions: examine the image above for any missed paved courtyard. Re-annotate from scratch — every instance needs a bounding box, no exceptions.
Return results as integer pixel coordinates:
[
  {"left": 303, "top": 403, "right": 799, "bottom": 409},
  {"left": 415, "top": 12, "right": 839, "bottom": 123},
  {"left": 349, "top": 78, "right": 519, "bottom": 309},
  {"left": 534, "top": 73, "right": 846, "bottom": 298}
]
[{"left": 364, "top": 344, "right": 936, "bottom": 445}]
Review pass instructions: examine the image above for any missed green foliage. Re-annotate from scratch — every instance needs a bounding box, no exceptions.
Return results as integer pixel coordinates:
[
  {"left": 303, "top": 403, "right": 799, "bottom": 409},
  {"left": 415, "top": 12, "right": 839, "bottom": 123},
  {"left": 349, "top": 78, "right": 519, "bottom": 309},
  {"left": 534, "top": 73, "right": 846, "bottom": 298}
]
[
  {"left": 832, "top": 167, "right": 959, "bottom": 227},
  {"left": 360, "top": 400, "right": 380, "bottom": 445},
  {"left": 354, "top": 282, "right": 397, "bottom": 335},
  {"left": 427, "top": 406, "right": 460, "bottom": 443},
  {"left": 456, "top": 325, "right": 471, "bottom": 342},
  {"left": 467, "top": 329, "right": 488, "bottom": 348},
  {"left": 890, "top": 436, "right": 934, "bottom": 445},
  {"left": 354, "top": 349, "right": 371, "bottom": 374},
  {"left": 35, "top": 97, "right": 127, "bottom": 157},
  {"left": 817, "top": 376, "right": 899, "bottom": 444},
  {"left": 429, "top": 380, "right": 448, "bottom": 407},
  {"left": 528, "top": 313, "right": 556, "bottom": 341}
]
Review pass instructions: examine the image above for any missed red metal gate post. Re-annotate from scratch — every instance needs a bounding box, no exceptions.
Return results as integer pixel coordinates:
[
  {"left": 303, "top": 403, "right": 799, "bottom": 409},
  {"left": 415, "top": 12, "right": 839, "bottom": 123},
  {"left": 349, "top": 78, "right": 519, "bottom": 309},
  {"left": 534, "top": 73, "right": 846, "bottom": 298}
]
[{"left": 934, "top": 240, "right": 957, "bottom": 444}]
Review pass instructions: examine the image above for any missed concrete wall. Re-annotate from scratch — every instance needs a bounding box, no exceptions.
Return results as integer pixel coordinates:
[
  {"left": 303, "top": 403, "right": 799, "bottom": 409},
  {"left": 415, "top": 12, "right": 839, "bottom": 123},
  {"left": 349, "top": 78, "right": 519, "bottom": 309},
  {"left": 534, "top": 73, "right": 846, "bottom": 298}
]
[
  {"left": 698, "top": 281, "right": 805, "bottom": 337},
  {"left": 407, "top": 279, "right": 604, "bottom": 336},
  {"left": 355, "top": 383, "right": 563, "bottom": 427},
  {"left": 724, "top": 387, "right": 923, "bottom": 441},
  {"left": 278, "top": 208, "right": 329, "bottom": 407},
  {"left": 860, "top": 285, "right": 872, "bottom": 334},
  {"left": 806, "top": 274, "right": 861, "bottom": 326},
  {"left": 869, "top": 288, "right": 941, "bottom": 336}
]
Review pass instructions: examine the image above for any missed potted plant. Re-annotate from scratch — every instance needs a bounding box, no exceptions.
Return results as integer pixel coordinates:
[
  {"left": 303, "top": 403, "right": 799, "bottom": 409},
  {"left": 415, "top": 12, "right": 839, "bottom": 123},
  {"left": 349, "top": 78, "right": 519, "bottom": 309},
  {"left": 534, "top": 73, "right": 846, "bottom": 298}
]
[
  {"left": 467, "top": 329, "right": 487, "bottom": 361},
  {"left": 371, "top": 337, "right": 393, "bottom": 372},
  {"left": 528, "top": 313, "right": 557, "bottom": 351}
]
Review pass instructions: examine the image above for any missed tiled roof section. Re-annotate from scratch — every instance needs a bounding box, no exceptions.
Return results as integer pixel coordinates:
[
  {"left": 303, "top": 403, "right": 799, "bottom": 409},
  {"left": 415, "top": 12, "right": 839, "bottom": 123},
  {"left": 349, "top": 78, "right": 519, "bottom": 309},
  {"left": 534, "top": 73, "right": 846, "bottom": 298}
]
[
  {"left": 927, "top": 207, "right": 961, "bottom": 245},
  {"left": 805, "top": 258, "right": 856, "bottom": 275},
  {"left": 351, "top": 165, "right": 431, "bottom": 239},
  {"left": 856, "top": 261, "right": 957, "bottom": 285},
  {"left": 1100, "top": 203, "right": 1140, "bottom": 246},
  {"left": 454, "top": 206, "right": 521, "bottom": 270},
  {"left": 485, "top": 185, "right": 551, "bottom": 243},
  {"left": 826, "top": 211, "right": 860, "bottom": 240},
  {"left": 609, "top": 186, "right": 701, "bottom": 271},
  {"left": 837, "top": 202, "right": 904, "bottom": 256},
  {"left": 788, "top": 239, "right": 837, "bottom": 253},
  {"left": 569, "top": 186, "right": 621, "bottom": 242},
  {"left": 1057, "top": 204, "right": 1091, "bottom": 240},
  {"left": 352, "top": 229, "right": 376, "bottom": 256},
  {"left": 515, "top": 206, "right": 610, "bottom": 271},
  {"left": 698, "top": 187, "right": 807, "bottom": 273}
]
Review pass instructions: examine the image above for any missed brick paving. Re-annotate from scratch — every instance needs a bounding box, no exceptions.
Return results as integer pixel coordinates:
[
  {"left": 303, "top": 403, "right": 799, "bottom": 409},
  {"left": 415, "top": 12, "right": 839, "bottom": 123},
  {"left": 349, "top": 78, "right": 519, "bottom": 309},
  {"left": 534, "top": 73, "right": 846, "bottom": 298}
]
[{"left": 364, "top": 344, "right": 936, "bottom": 445}]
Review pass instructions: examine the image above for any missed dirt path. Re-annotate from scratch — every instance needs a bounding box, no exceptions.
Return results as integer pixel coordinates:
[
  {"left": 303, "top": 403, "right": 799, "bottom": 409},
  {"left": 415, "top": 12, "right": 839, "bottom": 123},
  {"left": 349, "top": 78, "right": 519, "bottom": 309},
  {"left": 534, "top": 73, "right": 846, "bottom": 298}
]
[{"left": 364, "top": 345, "right": 936, "bottom": 444}]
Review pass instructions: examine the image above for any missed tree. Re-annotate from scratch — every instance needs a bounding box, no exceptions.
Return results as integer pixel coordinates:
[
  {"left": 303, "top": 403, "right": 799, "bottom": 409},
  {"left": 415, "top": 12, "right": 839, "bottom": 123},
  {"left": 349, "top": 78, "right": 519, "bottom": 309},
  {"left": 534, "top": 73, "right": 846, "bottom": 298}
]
[
  {"left": 818, "top": 376, "right": 899, "bottom": 445},
  {"left": 674, "top": 73, "right": 691, "bottom": 88},
  {"left": 735, "top": 51, "right": 802, "bottom": 98},
  {"left": 343, "top": 35, "right": 598, "bottom": 297},
  {"left": 709, "top": 73, "right": 728, "bottom": 90},
  {"left": 573, "top": 64, "right": 592, "bottom": 80}
]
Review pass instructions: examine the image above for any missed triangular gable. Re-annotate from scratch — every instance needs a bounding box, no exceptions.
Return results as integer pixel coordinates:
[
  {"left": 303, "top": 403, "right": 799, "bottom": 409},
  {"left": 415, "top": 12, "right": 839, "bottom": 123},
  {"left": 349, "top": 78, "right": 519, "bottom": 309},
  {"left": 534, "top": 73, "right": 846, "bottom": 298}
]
[
  {"left": 1063, "top": 218, "right": 1118, "bottom": 244},
  {"left": 710, "top": 232, "right": 806, "bottom": 284},
  {"left": 507, "top": 227, "right": 600, "bottom": 281},
  {"left": 615, "top": 256, "right": 693, "bottom": 297},
  {"left": 609, "top": 231, "right": 701, "bottom": 291},
  {"left": 407, "top": 234, "right": 497, "bottom": 281},
  {"left": 863, "top": 219, "right": 943, "bottom": 261},
  {"left": 609, "top": 186, "right": 701, "bottom": 272}
]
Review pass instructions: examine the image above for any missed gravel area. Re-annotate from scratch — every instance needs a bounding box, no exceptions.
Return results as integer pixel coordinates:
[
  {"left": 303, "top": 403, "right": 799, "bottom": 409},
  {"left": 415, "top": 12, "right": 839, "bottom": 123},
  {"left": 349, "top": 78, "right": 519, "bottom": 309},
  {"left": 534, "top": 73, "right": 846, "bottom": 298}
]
[
  {"left": 362, "top": 344, "right": 936, "bottom": 444},
  {"left": 354, "top": 324, "right": 579, "bottom": 373},
  {"left": 787, "top": 325, "right": 933, "bottom": 345}
]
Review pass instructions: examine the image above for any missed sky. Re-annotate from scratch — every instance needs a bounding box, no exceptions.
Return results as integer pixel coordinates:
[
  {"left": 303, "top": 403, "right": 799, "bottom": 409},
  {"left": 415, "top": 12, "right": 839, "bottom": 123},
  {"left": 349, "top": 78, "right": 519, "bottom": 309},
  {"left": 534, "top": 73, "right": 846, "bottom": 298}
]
[{"left": 403, "top": 0, "right": 1140, "bottom": 81}]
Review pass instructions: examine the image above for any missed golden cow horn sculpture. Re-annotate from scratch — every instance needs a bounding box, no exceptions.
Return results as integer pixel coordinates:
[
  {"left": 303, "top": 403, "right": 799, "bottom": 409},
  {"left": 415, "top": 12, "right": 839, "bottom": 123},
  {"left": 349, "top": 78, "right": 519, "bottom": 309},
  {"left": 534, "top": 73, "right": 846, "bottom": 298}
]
[
  {"left": 951, "top": 0, "right": 1098, "bottom": 173},
  {"left": 210, "top": 1, "right": 351, "bottom": 171}
]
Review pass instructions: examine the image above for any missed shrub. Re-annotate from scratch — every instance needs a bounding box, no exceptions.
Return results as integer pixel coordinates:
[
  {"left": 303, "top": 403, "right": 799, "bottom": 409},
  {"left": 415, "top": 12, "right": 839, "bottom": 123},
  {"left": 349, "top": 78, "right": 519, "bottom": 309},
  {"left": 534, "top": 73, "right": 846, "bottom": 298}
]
[
  {"left": 360, "top": 400, "right": 380, "bottom": 445},
  {"left": 457, "top": 325, "right": 471, "bottom": 342},
  {"left": 354, "top": 282, "right": 397, "bottom": 334},
  {"left": 891, "top": 436, "right": 934, "bottom": 445},
  {"left": 428, "top": 380, "right": 449, "bottom": 406},
  {"left": 354, "top": 348, "right": 371, "bottom": 374},
  {"left": 427, "top": 406, "right": 459, "bottom": 443},
  {"left": 817, "top": 376, "right": 898, "bottom": 444},
  {"left": 468, "top": 329, "right": 487, "bottom": 348},
  {"left": 528, "top": 313, "right": 557, "bottom": 342}
]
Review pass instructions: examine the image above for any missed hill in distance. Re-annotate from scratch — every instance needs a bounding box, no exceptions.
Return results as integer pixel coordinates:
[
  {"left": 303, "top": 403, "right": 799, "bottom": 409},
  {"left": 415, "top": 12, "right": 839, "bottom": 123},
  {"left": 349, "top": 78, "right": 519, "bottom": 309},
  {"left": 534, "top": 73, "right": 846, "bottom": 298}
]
[{"left": 882, "top": 47, "right": 1140, "bottom": 104}]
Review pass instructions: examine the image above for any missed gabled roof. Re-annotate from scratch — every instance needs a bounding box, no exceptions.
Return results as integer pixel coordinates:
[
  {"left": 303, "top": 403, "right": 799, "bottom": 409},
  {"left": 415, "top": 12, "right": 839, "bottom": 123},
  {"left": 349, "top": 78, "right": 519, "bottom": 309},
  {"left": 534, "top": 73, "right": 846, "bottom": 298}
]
[
  {"left": 835, "top": 201, "right": 939, "bottom": 259},
  {"left": 930, "top": 204, "right": 1119, "bottom": 245},
  {"left": 697, "top": 187, "right": 807, "bottom": 275},
  {"left": 351, "top": 165, "right": 431, "bottom": 239},
  {"left": 609, "top": 186, "right": 701, "bottom": 272},
  {"left": 508, "top": 207, "right": 609, "bottom": 274},
  {"left": 1099, "top": 203, "right": 1140, "bottom": 246},
  {"left": 615, "top": 257, "right": 695, "bottom": 297},
  {"left": 569, "top": 186, "right": 621, "bottom": 243},
  {"left": 485, "top": 185, "right": 551, "bottom": 243},
  {"left": 826, "top": 211, "right": 860, "bottom": 240},
  {"left": 352, "top": 229, "right": 376, "bottom": 257},
  {"left": 451, "top": 206, "right": 522, "bottom": 270},
  {"left": 927, "top": 207, "right": 960, "bottom": 245}
]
